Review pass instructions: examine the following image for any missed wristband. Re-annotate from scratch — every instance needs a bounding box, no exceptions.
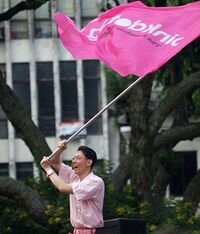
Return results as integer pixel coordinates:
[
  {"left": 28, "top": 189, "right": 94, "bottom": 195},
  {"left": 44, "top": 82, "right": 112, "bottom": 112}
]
[{"left": 46, "top": 169, "right": 55, "bottom": 178}]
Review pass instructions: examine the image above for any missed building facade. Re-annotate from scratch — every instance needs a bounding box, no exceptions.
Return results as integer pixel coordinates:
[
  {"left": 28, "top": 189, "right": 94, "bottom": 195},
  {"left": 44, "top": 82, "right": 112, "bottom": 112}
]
[{"left": 0, "top": 0, "right": 117, "bottom": 179}]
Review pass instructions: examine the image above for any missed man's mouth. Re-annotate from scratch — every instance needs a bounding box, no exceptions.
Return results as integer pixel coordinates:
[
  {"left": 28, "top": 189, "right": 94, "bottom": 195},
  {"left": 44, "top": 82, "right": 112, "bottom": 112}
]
[{"left": 72, "top": 165, "right": 78, "bottom": 170}]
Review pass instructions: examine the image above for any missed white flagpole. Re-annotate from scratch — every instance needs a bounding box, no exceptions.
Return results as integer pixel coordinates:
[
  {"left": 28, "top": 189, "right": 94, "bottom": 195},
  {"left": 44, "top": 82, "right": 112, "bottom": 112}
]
[{"left": 48, "top": 75, "right": 145, "bottom": 159}]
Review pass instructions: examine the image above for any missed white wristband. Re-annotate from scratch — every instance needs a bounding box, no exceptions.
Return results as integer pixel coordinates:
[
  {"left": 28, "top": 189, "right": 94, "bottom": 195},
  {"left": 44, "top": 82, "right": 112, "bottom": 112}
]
[{"left": 46, "top": 169, "right": 55, "bottom": 178}]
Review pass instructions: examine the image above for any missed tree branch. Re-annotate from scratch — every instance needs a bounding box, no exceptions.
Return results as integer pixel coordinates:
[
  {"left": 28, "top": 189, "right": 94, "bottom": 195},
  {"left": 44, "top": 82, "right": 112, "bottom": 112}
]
[
  {"left": 154, "top": 123, "right": 200, "bottom": 150},
  {"left": 0, "top": 0, "right": 49, "bottom": 22},
  {"left": 0, "top": 176, "right": 47, "bottom": 225},
  {"left": 112, "top": 153, "right": 132, "bottom": 193},
  {"left": 184, "top": 169, "right": 200, "bottom": 207},
  {"left": 113, "top": 0, "right": 120, "bottom": 6},
  {"left": 0, "top": 2, "right": 25, "bottom": 21},
  {"left": 149, "top": 71, "right": 200, "bottom": 137},
  {"left": 0, "top": 73, "right": 51, "bottom": 168},
  {"left": 130, "top": 74, "right": 153, "bottom": 137}
]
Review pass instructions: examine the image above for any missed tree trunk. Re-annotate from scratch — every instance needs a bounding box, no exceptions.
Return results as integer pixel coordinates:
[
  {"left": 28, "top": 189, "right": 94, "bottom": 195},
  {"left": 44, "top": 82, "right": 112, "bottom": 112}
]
[
  {"left": 0, "top": 176, "right": 47, "bottom": 225},
  {"left": 184, "top": 169, "right": 200, "bottom": 208},
  {"left": 112, "top": 153, "right": 132, "bottom": 193},
  {"left": 0, "top": 0, "right": 50, "bottom": 22},
  {"left": 0, "top": 74, "right": 51, "bottom": 169},
  {"left": 151, "top": 164, "right": 171, "bottom": 213},
  {"left": 0, "top": 73, "right": 53, "bottom": 231},
  {"left": 113, "top": 70, "right": 200, "bottom": 214}
]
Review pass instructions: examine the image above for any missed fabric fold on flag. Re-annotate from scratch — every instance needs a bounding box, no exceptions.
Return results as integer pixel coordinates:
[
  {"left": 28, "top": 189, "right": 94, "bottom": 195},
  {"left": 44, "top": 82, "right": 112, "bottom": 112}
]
[{"left": 54, "top": 1, "right": 200, "bottom": 77}]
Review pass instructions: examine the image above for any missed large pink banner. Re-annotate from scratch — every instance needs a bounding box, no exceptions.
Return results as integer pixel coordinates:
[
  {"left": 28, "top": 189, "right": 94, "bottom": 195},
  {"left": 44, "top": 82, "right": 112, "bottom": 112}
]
[{"left": 54, "top": 1, "right": 200, "bottom": 77}]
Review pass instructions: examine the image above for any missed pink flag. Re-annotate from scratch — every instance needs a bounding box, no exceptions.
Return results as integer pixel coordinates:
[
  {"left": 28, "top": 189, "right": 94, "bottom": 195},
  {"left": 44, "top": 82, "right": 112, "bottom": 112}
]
[{"left": 54, "top": 1, "right": 200, "bottom": 77}]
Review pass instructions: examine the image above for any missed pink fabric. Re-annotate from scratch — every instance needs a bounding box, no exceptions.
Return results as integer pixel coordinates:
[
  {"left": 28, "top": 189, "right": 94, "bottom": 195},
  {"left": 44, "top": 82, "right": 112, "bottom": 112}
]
[
  {"left": 59, "top": 164, "right": 104, "bottom": 229},
  {"left": 73, "top": 228, "right": 96, "bottom": 234},
  {"left": 54, "top": 1, "right": 200, "bottom": 77},
  {"left": 68, "top": 229, "right": 96, "bottom": 234}
]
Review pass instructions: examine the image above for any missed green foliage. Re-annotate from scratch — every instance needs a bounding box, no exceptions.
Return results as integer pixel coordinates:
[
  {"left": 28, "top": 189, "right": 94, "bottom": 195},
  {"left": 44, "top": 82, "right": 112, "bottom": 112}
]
[
  {"left": 103, "top": 183, "right": 139, "bottom": 219},
  {"left": 159, "top": 150, "right": 183, "bottom": 173},
  {"left": 1, "top": 164, "right": 200, "bottom": 234},
  {"left": 96, "top": 162, "right": 200, "bottom": 233},
  {"left": 191, "top": 89, "right": 200, "bottom": 116},
  {"left": 103, "top": 185, "right": 200, "bottom": 233},
  {"left": 0, "top": 177, "right": 72, "bottom": 234},
  {"left": 168, "top": 0, "right": 193, "bottom": 5},
  {"left": 106, "top": 67, "right": 136, "bottom": 118},
  {"left": 0, "top": 195, "right": 45, "bottom": 234},
  {"left": 159, "top": 198, "right": 200, "bottom": 232},
  {"left": 106, "top": 67, "right": 135, "bottom": 99}
]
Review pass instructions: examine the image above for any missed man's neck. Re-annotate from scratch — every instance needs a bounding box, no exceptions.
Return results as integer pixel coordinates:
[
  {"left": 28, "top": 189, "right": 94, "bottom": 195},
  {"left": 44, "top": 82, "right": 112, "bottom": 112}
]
[{"left": 79, "top": 169, "right": 92, "bottom": 181}]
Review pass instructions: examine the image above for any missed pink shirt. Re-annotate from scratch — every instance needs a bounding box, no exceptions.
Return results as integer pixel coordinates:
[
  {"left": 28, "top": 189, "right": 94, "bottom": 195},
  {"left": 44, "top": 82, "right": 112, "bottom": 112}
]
[{"left": 59, "top": 163, "right": 104, "bottom": 228}]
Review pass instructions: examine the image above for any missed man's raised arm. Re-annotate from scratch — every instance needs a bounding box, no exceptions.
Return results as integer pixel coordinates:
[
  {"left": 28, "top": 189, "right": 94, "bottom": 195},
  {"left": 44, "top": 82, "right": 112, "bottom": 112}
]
[{"left": 47, "top": 140, "right": 68, "bottom": 173}]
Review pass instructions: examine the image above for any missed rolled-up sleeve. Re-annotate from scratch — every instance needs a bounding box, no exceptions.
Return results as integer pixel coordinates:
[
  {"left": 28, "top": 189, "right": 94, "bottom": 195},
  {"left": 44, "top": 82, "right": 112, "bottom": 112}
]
[
  {"left": 59, "top": 163, "right": 74, "bottom": 184},
  {"left": 72, "top": 177, "right": 104, "bottom": 201}
]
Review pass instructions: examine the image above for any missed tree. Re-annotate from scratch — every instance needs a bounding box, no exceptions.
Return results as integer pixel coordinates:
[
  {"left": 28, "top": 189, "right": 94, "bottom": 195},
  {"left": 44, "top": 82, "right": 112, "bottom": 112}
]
[
  {"left": 111, "top": 69, "right": 200, "bottom": 210},
  {"left": 0, "top": 0, "right": 50, "bottom": 21},
  {"left": 0, "top": 0, "right": 51, "bottom": 226},
  {"left": 107, "top": 0, "right": 200, "bottom": 214},
  {"left": 0, "top": 0, "right": 200, "bottom": 227}
]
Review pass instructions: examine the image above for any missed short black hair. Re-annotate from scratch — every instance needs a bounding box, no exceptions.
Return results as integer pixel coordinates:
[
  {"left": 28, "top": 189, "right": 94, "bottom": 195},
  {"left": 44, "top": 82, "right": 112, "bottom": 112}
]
[{"left": 78, "top": 146, "right": 97, "bottom": 168}]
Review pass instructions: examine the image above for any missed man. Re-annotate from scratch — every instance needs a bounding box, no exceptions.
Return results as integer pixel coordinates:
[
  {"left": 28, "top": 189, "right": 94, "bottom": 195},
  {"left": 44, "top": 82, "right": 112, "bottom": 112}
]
[{"left": 40, "top": 140, "right": 105, "bottom": 234}]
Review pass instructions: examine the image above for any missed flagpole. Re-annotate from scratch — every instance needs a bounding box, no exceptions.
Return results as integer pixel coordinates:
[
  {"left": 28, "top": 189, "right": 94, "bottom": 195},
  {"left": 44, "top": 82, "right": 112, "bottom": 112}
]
[{"left": 48, "top": 75, "right": 145, "bottom": 159}]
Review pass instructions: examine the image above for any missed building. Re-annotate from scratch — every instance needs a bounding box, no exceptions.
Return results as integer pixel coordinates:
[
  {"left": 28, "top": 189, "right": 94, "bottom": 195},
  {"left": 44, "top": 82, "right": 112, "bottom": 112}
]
[
  {"left": 0, "top": 0, "right": 199, "bottom": 197},
  {"left": 0, "top": 0, "right": 119, "bottom": 179}
]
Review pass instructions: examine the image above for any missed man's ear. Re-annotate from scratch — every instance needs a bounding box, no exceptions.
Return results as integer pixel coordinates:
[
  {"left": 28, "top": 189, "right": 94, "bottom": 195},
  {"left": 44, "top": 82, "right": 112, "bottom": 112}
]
[{"left": 86, "top": 159, "right": 92, "bottom": 167}]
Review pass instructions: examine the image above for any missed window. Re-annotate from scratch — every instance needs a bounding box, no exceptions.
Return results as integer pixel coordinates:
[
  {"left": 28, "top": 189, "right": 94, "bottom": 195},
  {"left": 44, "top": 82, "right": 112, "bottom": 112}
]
[
  {"left": 0, "top": 105, "right": 8, "bottom": 139},
  {"left": 60, "top": 61, "right": 78, "bottom": 121},
  {"left": 10, "top": 0, "right": 28, "bottom": 39},
  {"left": 81, "top": 0, "right": 100, "bottom": 27},
  {"left": 0, "top": 23, "right": 4, "bottom": 40},
  {"left": 169, "top": 151, "right": 197, "bottom": 196},
  {"left": 81, "top": 0, "right": 99, "bottom": 17},
  {"left": 0, "top": 163, "right": 9, "bottom": 176},
  {"left": 34, "top": 2, "right": 52, "bottom": 38},
  {"left": 16, "top": 162, "right": 33, "bottom": 180},
  {"left": 0, "top": 1, "right": 3, "bottom": 12},
  {"left": 10, "top": 21, "right": 28, "bottom": 39},
  {"left": 12, "top": 63, "right": 31, "bottom": 115},
  {"left": 0, "top": 64, "right": 6, "bottom": 78},
  {"left": 0, "top": 64, "right": 7, "bottom": 139},
  {"left": 58, "top": 0, "right": 74, "bottom": 18},
  {"left": 59, "top": 60, "right": 101, "bottom": 134},
  {"left": 0, "top": 8, "right": 4, "bottom": 41},
  {"left": 37, "top": 62, "right": 55, "bottom": 136},
  {"left": 83, "top": 60, "right": 101, "bottom": 134}
]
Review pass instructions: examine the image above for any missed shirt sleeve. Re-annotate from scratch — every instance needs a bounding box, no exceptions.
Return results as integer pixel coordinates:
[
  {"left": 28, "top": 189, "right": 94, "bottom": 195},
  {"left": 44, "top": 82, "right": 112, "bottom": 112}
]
[
  {"left": 72, "top": 177, "right": 104, "bottom": 201},
  {"left": 59, "top": 163, "right": 74, "bottom": 184}
]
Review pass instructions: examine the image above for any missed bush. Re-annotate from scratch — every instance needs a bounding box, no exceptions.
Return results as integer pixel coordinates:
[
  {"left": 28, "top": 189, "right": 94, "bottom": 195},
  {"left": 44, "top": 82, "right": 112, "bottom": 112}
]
[
  {"left": 1, "top": 163, "right": 200, "bottom": 234},
  {"left": 0, "top": 177, "right": 72, "bottom": 234}
]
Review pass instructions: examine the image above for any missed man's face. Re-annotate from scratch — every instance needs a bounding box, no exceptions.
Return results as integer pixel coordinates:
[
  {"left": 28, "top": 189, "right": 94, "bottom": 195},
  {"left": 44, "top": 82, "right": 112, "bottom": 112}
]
[{"left": 72, "top": 150, "right": 92, "bottom": 175}]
